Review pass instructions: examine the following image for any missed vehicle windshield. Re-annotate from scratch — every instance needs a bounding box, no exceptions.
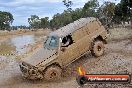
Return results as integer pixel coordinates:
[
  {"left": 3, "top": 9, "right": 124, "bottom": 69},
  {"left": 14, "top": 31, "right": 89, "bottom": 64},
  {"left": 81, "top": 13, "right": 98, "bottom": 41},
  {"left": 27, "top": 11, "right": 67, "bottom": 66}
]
[{"left": 44, "top": 36, "right": 59, "bottom": 50}]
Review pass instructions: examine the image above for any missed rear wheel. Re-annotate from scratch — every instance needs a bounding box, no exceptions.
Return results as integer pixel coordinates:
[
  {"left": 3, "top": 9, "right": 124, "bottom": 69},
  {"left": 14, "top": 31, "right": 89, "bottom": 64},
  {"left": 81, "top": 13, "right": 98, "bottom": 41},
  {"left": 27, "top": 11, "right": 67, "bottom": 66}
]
[
  {"left": 91, "top": 40, "right": 104, "bottom": 57},
  {"left": 44, "top": 65, "right": 62, "bottom": 81}
]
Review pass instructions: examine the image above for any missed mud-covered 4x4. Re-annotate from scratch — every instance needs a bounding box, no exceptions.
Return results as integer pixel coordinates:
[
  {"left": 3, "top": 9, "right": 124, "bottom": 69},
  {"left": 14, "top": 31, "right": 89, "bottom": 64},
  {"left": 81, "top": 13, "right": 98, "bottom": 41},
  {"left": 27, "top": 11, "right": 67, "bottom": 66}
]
[{"left": 19, "top": 17, "right": 107, "bottom": 80}]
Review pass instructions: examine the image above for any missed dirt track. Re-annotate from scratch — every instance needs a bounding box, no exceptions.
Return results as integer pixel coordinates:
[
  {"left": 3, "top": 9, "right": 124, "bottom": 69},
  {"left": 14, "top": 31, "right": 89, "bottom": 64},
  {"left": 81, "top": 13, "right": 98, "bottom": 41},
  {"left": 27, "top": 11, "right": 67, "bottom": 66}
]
[{"left": 0, "top": 28, "right": 132, "bottom": 88}]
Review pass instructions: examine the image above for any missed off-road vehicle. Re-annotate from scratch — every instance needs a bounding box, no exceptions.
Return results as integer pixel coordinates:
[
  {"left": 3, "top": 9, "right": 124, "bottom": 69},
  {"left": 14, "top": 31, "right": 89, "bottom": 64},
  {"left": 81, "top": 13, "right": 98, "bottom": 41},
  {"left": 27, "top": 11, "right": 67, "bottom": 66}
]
[{"left": 19, "top": 17, "right": 107, "bottom": 80}]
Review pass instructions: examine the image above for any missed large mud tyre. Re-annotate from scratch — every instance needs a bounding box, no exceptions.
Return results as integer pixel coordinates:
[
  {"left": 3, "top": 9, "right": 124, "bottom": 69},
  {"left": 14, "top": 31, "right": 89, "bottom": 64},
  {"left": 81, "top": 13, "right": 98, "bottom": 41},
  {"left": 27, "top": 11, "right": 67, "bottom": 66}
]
[
  {"left": 44, "top": 65, "right": 62, "bottom": 81},
  {"left": 91, "top": 40, "right": 104, "bottom": 57}
]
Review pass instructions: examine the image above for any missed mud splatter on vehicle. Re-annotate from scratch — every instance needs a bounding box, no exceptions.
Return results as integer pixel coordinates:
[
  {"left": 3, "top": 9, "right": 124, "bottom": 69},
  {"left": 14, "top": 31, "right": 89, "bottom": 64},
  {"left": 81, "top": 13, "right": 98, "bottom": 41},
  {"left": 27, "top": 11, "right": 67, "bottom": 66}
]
[{"left": 19, "top": 17, "right": 107, "bottom": 80}]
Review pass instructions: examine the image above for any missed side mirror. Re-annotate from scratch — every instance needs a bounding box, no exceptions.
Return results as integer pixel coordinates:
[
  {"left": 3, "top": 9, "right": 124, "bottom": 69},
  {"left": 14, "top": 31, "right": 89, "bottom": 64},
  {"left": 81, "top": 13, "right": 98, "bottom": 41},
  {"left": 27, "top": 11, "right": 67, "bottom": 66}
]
[{"left": 61, "top": 47, "right": 66, "bottom": 52}]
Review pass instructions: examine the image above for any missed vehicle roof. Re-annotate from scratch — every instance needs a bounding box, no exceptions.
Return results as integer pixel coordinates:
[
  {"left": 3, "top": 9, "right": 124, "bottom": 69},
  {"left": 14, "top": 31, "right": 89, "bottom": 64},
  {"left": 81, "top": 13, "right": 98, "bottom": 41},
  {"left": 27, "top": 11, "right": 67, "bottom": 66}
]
[{"left": 49, "top": 17, "right": 97, "bottom": 37}]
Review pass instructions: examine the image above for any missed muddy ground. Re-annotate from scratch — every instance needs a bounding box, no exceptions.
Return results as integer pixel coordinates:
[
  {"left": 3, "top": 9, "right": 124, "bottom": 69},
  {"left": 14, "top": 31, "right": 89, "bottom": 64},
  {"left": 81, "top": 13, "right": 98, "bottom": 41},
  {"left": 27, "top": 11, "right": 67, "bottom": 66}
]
[{"left": 0, "top": 28, "right": 132, "bottom": 88}]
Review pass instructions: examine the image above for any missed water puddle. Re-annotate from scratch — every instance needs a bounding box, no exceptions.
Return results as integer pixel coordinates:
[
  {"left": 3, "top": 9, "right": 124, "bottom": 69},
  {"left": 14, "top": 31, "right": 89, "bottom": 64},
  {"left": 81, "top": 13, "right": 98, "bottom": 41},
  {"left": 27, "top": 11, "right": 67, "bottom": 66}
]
[
  {"left": 0, "top": 35, "right": 35, "bottom": 56},
  {"left": 11, "top": 35, "right": 35, "bottom": 55}
]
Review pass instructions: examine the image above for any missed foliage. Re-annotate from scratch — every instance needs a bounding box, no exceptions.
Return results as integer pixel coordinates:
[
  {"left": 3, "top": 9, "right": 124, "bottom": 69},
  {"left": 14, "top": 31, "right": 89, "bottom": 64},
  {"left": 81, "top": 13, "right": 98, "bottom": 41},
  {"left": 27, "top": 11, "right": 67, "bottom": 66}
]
[
  {"left": 50, "top": 0, "right": 99, "bottom": 29},
  {"left": 0, "top": 11, "right": 13, "bottom": 30},
  {"left": 1, "top": 0, "right": 132, "bottom": 30},
  {"left": 28, "top": 15, "right": 41, "bottom": 29},
  {"left": 82, "top": 0, "right": 99, "bottom": 17},
  {"left": 27, "top": 0, "right": 132, "bottom": 30},
  {"left": 71, "top": 8, "right": 83, "bottom": 21},
  {"left": 40, "top": 17, "right": 50, "bottom": 29},
  {"left": 63, "top": 0, "right": 73, "bottom": 10},
  {"left": 113, "top": 0, "right": 132, "bottom": 25},
  {"left": 50, "top": 10, "right": 73, "bottom": 29},
  {"left": 97, "top": 2, "right": 116, "bottom": 27}
]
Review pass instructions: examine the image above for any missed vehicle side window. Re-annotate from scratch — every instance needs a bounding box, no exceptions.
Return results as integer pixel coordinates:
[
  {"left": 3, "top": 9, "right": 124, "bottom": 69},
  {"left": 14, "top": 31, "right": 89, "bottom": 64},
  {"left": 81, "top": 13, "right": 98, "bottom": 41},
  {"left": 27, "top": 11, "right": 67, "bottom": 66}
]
[{"left": 61, "top": 35, "right": 73, "bottom": 47}]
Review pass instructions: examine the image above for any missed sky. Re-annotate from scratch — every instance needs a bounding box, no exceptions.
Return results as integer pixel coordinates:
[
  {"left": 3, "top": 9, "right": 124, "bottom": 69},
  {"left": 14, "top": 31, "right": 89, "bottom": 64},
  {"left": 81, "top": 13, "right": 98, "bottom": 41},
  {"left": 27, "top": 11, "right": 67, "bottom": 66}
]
[{"left": 0, "top": 0, "right": 120, "bottom": 26}]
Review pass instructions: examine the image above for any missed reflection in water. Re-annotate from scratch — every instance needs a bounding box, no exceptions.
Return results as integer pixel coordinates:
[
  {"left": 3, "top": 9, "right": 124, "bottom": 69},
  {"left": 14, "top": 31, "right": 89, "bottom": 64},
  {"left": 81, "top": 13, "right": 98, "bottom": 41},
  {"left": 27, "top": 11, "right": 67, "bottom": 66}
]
[
  {"left": 0, "top": 35, "right": 35, "bottom": 56},
  {"left": 11, "top": 35, "right": 35, "bottom": 55}
]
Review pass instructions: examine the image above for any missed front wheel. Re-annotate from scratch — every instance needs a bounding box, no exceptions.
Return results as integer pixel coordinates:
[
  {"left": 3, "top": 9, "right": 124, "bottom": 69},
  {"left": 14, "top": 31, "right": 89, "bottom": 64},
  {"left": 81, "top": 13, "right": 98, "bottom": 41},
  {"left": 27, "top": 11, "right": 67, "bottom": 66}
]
[
  {"left": 91, "top": 40, "right": 105, "bottom": 57},
  {"left": 44, "top": 65, "right": 62, "bottom": 81}
]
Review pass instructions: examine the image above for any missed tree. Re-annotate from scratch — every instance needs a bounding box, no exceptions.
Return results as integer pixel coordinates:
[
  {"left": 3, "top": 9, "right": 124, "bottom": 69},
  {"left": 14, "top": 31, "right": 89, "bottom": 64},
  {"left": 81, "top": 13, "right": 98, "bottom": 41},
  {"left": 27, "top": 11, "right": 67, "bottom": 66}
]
[
  {"left": 50, "top": 10, "right": 74, "bottom": 29},
  {"left": 82, "top": 0, "right": 99, "bottom": 17},
  {"left": 28, "top": 0, "right": 132, "bottom": 30},
  {"left": 61, "top": 10, "right": 73, "bottom": 25},
  {"left": 40, "top": 17, "right": 50, "bottom": 29},
  {"left": 98, "top": 2, "right": 116, "bottom": 27},
  {"left": 28, "top": 15, "right": 41, "bottom": 29},
  {"left": 113, "top": 0, "right": 132, "bottom": 27},
  {"left": 50, "top": 13, "right": 62, "bottom": 29},
  {"left": 0, "top": 11, "right": 14, "bottom": 30},
  {"left": 63, "top": 0, "right": 73, "bottom": 10},
  {"left": 120, "top": 0, "right": 132, "bottom": 24},
  {"left": 71, "top": 8, "right": 82, "bottom": 21}
]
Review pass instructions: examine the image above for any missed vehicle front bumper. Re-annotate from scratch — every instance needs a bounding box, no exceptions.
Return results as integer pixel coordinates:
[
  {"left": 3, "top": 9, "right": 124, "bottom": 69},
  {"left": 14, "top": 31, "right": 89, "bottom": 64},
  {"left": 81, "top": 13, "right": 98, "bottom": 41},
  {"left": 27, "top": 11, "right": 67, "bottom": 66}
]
[{"left": 19, "top": 63, "right": 44, "bottom": 80}]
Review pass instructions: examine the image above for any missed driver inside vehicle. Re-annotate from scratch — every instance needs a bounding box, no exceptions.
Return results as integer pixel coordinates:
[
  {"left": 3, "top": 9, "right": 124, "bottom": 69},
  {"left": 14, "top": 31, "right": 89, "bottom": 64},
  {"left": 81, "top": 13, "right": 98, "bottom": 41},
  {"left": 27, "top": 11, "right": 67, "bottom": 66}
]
[
  {"left": 61, "top": 35, "right": 73, "bottom": 52},
  {"left": 61, "top": 35, "right": 73, "bottom": 47}
]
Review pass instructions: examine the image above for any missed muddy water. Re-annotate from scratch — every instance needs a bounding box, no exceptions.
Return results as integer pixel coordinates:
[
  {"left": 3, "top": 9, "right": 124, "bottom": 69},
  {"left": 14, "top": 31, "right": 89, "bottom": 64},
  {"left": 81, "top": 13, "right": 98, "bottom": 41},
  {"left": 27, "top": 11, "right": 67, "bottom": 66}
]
[
  {"left": 11, "top": 35, "right": 35, "bottom": 54},
  {"left": 0, "top": 35, "right": 35, "bottom": 56}
]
